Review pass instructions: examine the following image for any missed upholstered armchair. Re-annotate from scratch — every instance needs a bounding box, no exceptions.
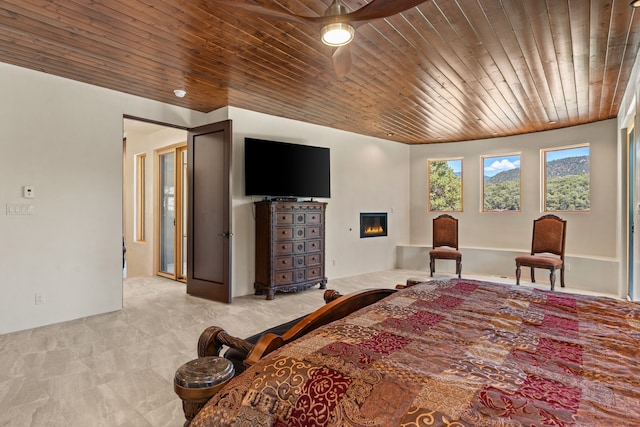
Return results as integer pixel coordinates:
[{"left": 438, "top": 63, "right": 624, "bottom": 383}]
[
  {"left": 515, "top": 214, "right": 566, "bottom": 290},
  {"left": 429, "top": 214, "right": 462, "bottom": 278}
]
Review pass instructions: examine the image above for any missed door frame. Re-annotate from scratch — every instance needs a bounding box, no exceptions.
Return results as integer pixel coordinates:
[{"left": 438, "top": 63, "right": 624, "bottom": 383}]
[{"left": 627, "top": 116, "right": 636, "bottom": 301}]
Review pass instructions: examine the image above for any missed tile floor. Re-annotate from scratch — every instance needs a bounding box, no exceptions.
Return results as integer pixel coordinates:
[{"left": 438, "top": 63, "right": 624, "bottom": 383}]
[{"left": 0, "top": 269, "right": 618, "bottom": 426}]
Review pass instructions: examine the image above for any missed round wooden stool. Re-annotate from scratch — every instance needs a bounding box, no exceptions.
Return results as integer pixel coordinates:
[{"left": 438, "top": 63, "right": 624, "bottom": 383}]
[{"left": 174, "top": 356, "right": 234, "bottom": 426}]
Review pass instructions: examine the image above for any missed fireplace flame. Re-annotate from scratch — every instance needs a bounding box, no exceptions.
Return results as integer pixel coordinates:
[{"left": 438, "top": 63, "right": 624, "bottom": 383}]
[{"left": 364, "top": 225, "right": 384, "bottom": 234}]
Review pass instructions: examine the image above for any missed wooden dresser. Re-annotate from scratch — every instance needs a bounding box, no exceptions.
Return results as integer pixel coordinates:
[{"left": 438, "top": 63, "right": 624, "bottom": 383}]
[{"left": 254, "top": 200, "right": 327, "bottom": 300}]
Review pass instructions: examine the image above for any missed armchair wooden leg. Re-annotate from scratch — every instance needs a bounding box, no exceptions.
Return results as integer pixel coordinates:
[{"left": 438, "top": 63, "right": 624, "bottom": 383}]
[
  {"left": 530, "top": 267, "right": 536, "bottom": 283},
  {"left": 430, "top": 257, "right": 434, "bottom": 277},
  {"left": 456, "top": 259, "right": 461, "bottom": 278},
  {"left": 516, "top": 264, "right": 521, "bottom": 285},
  {"left": 560, "top": 266, "right": 565, "bottom": 288},
  {"left": 549, "top": 268, "right": 556, "bottom": 291}
]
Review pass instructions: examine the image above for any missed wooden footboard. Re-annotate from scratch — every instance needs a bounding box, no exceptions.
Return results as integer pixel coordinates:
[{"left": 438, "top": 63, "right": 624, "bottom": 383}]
[
  {"left": 174, "top": 287, "right": 398, "bottom": 426},
  {"left": 197, "top": 287, "right": 397, "bottom": 366},
  {"left": 245, "top": 287, "right": 397, "bottom": 366}
]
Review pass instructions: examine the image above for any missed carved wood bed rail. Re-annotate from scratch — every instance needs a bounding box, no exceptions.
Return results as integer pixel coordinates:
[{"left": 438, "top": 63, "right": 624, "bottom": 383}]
[
  {"left": 174, "top": 287, "right": 399, "bottom": 425},
  {"left": 197, "top": 288, "right": 397, "bottom": 367}
]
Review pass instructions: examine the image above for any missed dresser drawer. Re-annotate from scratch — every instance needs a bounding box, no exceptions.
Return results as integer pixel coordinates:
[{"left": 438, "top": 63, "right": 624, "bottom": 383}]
[
  {"left": 275, "top": 271, "right": 293, "bottom": 285},
  {"left": 306, "top": 253, "right": 322, "bottom": 266},
  {"left": 306, "top": 266, "right": 323, "bottom": 280},
  {"left": 276, "top": 242, "right": 293, "bottom": 254},
  {"left": 306, "top": 212, "right": 322, "bottom": 224},
  {"left": 306, "top": 226, "right": 321, "bottom": 239},
  {"left": 276, "top": 227, "right": 293, "bottom": 240},
  {"left": 277, "top": 213, "right": 294, "bottom": 224},
  {"left": 275, "top": 256, "right": 293, "bottom": 270},
  {"left": 306, "top": 239, "right": 323, "bottom": 252}
]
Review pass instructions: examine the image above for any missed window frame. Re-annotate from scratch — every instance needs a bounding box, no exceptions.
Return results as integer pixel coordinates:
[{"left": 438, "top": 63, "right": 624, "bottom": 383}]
[
  {"left": 427, "top": 157, "right": 463, "bottom": 213},
  {"left": 135, "top": 153, "right": 146, "bottom": 242},
  {"left": 481, "top": 153, "right": 521, "bottom": 213},
  {"left": 542, "top": 144, "right": 590, "bottom": 212}
]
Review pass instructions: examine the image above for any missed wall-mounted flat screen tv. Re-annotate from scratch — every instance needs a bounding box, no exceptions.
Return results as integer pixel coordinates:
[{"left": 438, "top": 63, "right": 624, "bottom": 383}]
[{"left": 244, "top": 138, "right": 331, "bottom": 199}]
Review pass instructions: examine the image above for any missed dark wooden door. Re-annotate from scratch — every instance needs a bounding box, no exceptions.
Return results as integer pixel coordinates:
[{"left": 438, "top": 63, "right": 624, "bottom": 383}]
[{"left": 186, "top": 120, "right": 232, "bottom": 303}]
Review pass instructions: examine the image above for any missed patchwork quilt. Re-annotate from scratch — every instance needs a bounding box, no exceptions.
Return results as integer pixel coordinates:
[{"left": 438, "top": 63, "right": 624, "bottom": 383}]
[{"left": 192, "top": 279, "right": 640, "bottom": 426}]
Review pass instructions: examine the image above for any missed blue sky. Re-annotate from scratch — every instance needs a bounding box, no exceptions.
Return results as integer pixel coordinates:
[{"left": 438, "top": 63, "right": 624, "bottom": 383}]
[
  {"left": 545, "top": 146, "right": 589, "bottom": 162},
  {"left": 483, "top": 155, "right": 520, "bottom": 177},
  {"left": 447, "top": 159, "right": 462, "bottom": 174}
]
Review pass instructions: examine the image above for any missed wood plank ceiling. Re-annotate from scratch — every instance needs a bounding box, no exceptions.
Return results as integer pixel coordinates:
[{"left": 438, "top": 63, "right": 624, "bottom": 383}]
[{"left": 1, "top": 0, "right": 639, "bottom": 144}]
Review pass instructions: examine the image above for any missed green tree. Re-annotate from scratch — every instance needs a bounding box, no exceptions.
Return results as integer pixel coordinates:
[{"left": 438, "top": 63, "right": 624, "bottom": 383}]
[
  {"left": 545, "top": 174, "right": 589, "bottom": 211},
  {"left": 429, "top": 161, "right": 462, "bottom": 211},
  {"left": 484, "top": 181, "right": 520, "bottom": 211}
]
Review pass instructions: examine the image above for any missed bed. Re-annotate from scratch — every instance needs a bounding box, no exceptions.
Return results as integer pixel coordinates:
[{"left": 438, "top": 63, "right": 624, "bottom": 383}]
[{"left": 188, "top": 278, "right": 640, "bottom": 426}]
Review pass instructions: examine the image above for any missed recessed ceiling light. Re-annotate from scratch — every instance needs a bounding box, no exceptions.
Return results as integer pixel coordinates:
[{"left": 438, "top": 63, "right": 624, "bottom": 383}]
[{"left": 174, "top": 89, "right": 186, "bottom": 98}]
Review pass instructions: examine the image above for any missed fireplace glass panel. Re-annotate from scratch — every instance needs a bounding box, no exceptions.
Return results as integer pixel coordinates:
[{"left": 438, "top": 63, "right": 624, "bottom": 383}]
[{"left": 360, "top": 213, "right": 388, "bottom": 238}]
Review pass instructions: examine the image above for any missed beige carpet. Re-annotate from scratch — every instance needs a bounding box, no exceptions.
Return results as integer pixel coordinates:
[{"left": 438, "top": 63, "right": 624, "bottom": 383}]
[{"left": 0, "top": 269, "right": 434, "bottom": 426}]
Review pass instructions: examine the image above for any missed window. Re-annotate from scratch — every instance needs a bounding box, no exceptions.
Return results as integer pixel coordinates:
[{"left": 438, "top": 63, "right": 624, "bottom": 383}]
[
  {"left": 482, "top": 154, "right": 521, "bottom": 212},
  {"left": 428, "top": 158, "right": 463, "bottom": 212},
  {"left": 543, "top": 145, "right": 590, "bottom": 212},
  {"left": 135, "top": 153, "right": 146, "bottom": 241}
]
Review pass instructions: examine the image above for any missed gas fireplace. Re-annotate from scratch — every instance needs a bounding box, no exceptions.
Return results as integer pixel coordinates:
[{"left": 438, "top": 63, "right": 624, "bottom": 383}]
[{"left": 360, "top": 213, "right": 388, "bottom": 238}]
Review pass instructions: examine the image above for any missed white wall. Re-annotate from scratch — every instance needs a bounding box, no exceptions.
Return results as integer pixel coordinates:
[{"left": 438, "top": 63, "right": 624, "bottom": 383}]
[
  {"left": 0, "top": 62, "right": 411, "bottom": 334},
  {"left": 227, "top": 107, "right": 411, "bottom": 297},
  {"left": 123, "top": 125, "right": 188, "bottom": 277},
  {"left": 0, "top": 58, "right": 632, "bottom": 335},
  {"left": 402, "top": 120, "right": 621, "bottom": 296},
  {"left": 0, "top": 62, "right": 211, "bottom": 334}
]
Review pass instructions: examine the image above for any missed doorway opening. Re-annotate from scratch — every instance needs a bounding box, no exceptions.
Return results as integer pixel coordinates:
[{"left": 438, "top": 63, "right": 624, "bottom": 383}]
[
  {"left": 123, "top": 118, "right": 233, "bottom": 304},
  {"left": 122, "top": 118, "right": 188, "bottom": 283}
]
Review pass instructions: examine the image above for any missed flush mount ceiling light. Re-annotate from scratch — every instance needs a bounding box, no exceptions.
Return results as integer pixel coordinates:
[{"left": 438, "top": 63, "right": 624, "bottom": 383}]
[
  {"left": 173, "top": 89, "right": 187, "bottom": 98},
  {"left": 321, "top": 0, "right": 355, "bottom": 47},
  {"left": 631, "top": 0, "right": 640, "bottom": 7}
]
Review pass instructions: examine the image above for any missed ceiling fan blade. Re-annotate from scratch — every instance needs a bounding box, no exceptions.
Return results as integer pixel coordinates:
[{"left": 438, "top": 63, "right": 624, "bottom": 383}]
[
  {"left": 346, "top": 0, "right": 429, "bottom": 22},
  {"left": 332, "top": 44, "right": 352, "bottom": 77},
  {"left": 209, "top": 0, "right": 317, "bottom": 25},
  {"left": 211, "top": 0, "right": 428, "bottom": 27}
]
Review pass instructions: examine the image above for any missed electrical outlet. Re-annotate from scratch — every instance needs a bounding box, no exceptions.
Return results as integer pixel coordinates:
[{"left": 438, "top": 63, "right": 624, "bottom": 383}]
[
  {"left": 23, "top": 186, "right": 34, "bottom": 198},
  {"left": 35, "top": 292, "right": 45, "bottom": 305}
]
